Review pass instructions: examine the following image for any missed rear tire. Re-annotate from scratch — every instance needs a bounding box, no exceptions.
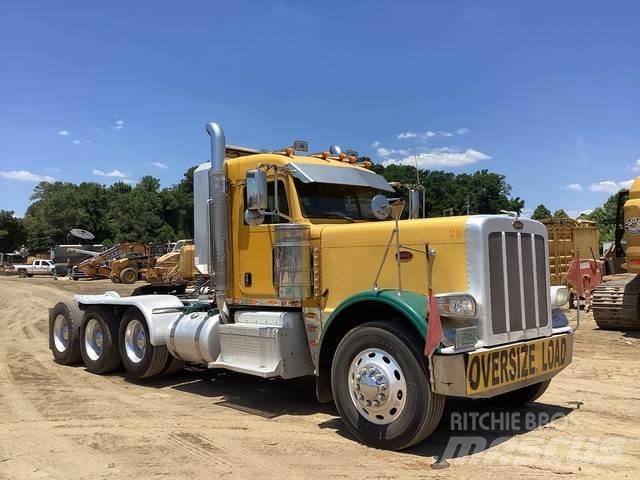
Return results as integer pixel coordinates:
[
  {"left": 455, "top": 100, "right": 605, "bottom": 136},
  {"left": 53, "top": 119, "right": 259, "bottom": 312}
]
[
  {"left": 49, "top": 301, "right": 83, "bottom": 365},
  {"left": 163, "top": 356, "right": 185, "bottom": 375},
  {"left": 118, "top": 308, "right": 169, "bottom": 378},
  {"left": 18, "top": 269, "right": 27, "bottom": 278},
  {"left": 119, "top": 267, "right": 138, "bottom": 284},
  {"left": 489, "top": 380, "right": 551, "bottom": 407},
  {"left": 80, "top": 307, "right": 122, "bottom": 374},
  {"left": 331, "top": 321, "right": 445, "bottom": 450}
]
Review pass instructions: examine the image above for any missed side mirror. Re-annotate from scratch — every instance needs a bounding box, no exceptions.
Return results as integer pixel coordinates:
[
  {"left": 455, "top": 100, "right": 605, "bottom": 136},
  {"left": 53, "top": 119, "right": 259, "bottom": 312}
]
[
  {"left": 371, "top": 195, "right": 391, "bottom": 220},
  {"left": 246, "top": 169, "right": 268, "bottom": 211}
]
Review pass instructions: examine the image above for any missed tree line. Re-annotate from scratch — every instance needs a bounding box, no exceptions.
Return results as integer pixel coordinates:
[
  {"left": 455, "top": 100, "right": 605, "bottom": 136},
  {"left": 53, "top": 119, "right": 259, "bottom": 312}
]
[
  {"left": 530, "top": 194, "right": 619, "bottom": 242},
  {"left": 0, "top": 162, "right": 618, "bottom": 253}
]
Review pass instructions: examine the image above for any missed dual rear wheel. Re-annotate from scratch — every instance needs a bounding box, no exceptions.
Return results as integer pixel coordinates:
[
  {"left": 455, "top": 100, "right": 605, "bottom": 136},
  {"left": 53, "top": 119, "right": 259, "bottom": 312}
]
[{"left": 48, "top": 301, "right": 182, "bottom": 378}]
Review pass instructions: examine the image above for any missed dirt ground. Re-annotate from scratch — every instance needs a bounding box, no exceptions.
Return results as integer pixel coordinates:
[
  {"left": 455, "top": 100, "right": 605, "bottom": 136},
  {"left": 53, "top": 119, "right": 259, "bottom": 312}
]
[{"left": 0, "top": 276, "right": 638, "bottom": 479}]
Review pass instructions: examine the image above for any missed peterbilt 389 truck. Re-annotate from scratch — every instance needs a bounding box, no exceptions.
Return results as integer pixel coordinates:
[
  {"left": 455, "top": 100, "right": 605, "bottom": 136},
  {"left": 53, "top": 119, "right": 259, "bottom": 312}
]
[{"left": 49, "top": 122, "right": 574, "bottom": 450}]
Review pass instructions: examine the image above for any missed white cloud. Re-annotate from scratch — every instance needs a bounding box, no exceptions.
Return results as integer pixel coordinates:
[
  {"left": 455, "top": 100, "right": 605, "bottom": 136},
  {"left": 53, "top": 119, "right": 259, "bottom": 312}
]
[
  {"left": 382, "top": 147, "right": 490, "bottom": 169},
  {"left": 631, "top": 158, "right": 640, "bottom": 172},
  {"left": 377, "top": 147, "right": 392, "bottom": 157},
  {"left": 370, "top": 140, "right": 381, "bottom": 148},
  {"left": 58, "top": 130, "right": 69, "bottom": 136},
  {"left": 92, "top": 168, "right": 128, "bottom": 178},
  {"left": 73, "top": 139, "right": 81, "bottom": 145},
  {"left": 397, "top": 131, "right": 417, "bottom": 139},
  {"left": 589, "top": 179, "right": 634, "bottom": 193},
  {"left": 151, "top": 161, "right": 168, "bottom": 169},
  {"left": 112, "top": 119, "right": 124, "bottom": 130},
  {"left": 0, "top": 170, "right": 56, "bottom": 182},
  {"left": 397, "top": 129, "right": 459, "bottom": 140},
  {"left": 565, "top": 183, "right": 583, "bottom": 191},
  {"left": 377, "top": 147, "right": 410, "bottom": 158}
]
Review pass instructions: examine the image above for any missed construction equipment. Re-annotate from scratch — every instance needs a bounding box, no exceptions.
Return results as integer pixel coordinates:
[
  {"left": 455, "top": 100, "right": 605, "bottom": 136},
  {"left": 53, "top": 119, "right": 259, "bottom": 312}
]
[
  {"left": 70, "top": 242, "right": 154, "bottom": 283},
  {"left": 49, "top": 121, "right": 574, "bottom": 450},
  {"left": 541, "top": 218, "right": 600, "bottom": 285},
  {"left": 591, "top": 179, "right": 640, "bottom": 329}
]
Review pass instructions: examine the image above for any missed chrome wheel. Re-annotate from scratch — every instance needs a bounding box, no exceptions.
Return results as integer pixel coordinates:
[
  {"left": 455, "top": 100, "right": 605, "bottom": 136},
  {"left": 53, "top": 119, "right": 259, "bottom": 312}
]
[
  {"left": 53, "top": 314, "right": 68, "bottom": 352},
  {"left": 84, "top": 318, "right": 104, "bottom": 361},
  {"left": 348, "top": 348, "right": 407, "bottom": 425},
  {"left": 124, "top": 319, "right": 146, "bottom": 364}
]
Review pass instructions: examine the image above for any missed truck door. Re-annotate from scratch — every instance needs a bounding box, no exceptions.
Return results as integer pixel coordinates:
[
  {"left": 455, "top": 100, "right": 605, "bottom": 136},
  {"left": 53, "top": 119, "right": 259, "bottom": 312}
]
[{"left": 236, "top": 180, "right": 290, "bottom": 299}]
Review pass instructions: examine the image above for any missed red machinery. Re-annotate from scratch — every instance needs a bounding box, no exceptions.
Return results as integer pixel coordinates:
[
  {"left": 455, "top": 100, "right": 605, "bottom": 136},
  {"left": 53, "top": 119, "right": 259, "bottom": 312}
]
[{"left": 565, "top": 255, "right": 603, "bottom": 311}]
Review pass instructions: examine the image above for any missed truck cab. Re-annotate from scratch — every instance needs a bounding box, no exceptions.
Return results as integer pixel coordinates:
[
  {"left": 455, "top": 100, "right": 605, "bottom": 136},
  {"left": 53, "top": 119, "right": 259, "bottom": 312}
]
[{"left": 49, "top": 122, "right": 574, "bottom": 451}]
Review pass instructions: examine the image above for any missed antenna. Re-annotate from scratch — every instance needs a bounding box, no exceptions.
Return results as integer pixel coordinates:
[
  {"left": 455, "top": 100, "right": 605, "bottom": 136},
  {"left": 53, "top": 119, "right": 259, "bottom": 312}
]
[{"left": 70, "top": 228, "right": 95, "bottom": 241}]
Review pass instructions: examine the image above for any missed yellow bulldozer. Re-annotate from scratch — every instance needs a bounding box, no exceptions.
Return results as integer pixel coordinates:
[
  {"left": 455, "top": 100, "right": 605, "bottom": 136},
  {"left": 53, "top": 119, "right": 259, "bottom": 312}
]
[{"left": 591, "top": 178, "right": 640, "bottom": 329}]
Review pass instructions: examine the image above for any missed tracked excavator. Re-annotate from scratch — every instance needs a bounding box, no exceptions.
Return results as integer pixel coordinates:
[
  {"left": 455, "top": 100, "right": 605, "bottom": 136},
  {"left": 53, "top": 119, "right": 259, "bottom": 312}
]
[{"left": 591, "top": 178, "right": 640, "bottom": 329}]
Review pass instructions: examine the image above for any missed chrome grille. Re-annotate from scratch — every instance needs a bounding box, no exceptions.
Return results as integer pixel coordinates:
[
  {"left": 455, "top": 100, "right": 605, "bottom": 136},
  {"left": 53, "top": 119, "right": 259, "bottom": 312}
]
[{"left": 488, "top": 232, "right": 549, "bottom": 334}]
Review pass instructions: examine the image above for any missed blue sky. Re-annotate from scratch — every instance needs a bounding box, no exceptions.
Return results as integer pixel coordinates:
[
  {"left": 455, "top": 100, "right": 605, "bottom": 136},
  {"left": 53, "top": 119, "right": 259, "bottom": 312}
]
[{"left": 1, "top": 1, "right": 639, "bottom": 217}]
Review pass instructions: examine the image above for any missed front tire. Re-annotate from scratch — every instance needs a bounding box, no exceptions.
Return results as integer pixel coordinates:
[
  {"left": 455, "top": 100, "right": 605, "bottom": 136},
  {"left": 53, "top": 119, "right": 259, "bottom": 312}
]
[
  {"left": 331, "top": 321, "right": 445, "bottom": 450},
  {"left": 18, "top": 269, "right": 27, "bottom": 278},
  {"left": 49, "top": 301, "right": 83, "bottom": 365},
  {"left": 118, "top": 308, "right": 170, "bottom": 378},
  {"left": 80, "top": 307, "right": 121, "bottom": 374},
  {"left": 119, "top": 267, "right": 138, "bottom": 284}
]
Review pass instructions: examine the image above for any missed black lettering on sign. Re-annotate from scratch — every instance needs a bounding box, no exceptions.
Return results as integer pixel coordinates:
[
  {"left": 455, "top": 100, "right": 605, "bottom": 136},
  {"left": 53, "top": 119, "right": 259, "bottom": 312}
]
[
  {"left": 481, "top": 354, "right": 491, "bottom": 388},
  {"left": 499, "top": 349, "right": 508, "bottom": 384},
  {"left": 560, "top": 337, "right": 566, "bottom": 364},
  {"left": 520, "top": 345, "right": 528, "bottom": 378},
  {"left": 491, "top": 351, "right": 500, "bottom": 386},
  {"left": 508, "top": 349, "right": 517, "bottom": 381},
  {"left": 468, "top": 356, "right": 480, "bottom": 391},
  {"left": 528, "top": 344, "right": 536, "bottom": 375}
]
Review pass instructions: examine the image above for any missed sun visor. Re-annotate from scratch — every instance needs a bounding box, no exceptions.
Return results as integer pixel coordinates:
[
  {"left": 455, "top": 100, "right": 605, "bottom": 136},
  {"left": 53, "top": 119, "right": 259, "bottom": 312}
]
[{"left": 286, "top": 162, "right": 394, "bottom": 192}]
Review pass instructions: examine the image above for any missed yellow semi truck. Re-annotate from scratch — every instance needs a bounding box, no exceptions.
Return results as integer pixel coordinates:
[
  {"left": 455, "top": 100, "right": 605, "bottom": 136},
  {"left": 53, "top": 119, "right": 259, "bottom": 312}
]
[{"left": 48, "top": 122, "right": 574, "bottom": 450}]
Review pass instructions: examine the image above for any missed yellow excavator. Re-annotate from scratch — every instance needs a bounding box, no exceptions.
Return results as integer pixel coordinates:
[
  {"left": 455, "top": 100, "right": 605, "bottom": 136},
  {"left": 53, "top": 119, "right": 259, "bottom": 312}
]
[{"left": 591, "top": 177, "right": 640, "bottom": 329}]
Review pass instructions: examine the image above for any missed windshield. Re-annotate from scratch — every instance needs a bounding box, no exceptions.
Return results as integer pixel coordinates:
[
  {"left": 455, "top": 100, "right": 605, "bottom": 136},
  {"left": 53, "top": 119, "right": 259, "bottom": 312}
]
[{"left": 294, "top": 179, "right": 385, "bottom": 221}]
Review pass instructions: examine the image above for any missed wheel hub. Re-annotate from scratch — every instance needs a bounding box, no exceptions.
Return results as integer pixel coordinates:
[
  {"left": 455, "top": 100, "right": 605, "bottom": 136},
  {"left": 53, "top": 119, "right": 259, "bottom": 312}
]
[
  {"left": 348, "top": 348, "right": 407, "bottom": 425},
  {"left": 84, "top": 318, "right": 104, "bottom": 361},
  {"left": 53, "top": 314, "right": 68, "bottom": 352},
  {"left": 124, "top": 319, "right": 146, "bottom": 363}
]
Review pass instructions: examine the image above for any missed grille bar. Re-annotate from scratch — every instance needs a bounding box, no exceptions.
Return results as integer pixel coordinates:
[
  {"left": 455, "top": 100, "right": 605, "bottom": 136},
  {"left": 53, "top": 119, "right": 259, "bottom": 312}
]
[{"left": 488, "top": 231, "right": 549, "bottom": 335}]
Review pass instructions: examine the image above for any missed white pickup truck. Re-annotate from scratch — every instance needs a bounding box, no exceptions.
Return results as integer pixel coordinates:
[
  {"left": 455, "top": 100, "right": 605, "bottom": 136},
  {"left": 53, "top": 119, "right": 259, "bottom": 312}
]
[{"left": 12, "top": 259, "right": 55, "bottom": 277}]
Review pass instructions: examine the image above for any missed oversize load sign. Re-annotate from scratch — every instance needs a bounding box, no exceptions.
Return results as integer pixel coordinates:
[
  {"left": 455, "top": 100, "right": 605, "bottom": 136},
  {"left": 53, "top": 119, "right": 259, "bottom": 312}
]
[{"left": 466, "top": 335, "right": 570, "bottom": 394}]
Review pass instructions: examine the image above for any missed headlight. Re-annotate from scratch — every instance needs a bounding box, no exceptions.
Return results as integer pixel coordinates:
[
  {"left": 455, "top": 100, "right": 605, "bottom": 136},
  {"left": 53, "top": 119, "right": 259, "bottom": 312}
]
[
  {"left": 550, "top": 286, "right": 569, "bottom": 308},
  {"left": 436, "top": 294, "right": 477, "bottom": 318}
]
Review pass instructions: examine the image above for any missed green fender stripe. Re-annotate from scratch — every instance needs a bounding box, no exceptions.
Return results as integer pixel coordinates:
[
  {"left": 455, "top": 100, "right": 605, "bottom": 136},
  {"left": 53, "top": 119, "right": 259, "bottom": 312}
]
[{"left": 319, "top": 289, "right": 430, "bottom": 355}]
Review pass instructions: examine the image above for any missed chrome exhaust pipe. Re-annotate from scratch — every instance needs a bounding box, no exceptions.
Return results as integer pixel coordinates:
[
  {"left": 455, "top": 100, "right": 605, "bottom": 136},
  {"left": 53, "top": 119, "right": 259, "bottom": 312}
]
[{"left": 206, "top": 122, "right": 230, "bottom": 317}]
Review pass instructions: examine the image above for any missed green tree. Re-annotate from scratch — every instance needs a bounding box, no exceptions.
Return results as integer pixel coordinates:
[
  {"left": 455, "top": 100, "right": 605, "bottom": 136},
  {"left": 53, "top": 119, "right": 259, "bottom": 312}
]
[
  {"left": 374, "top": 165, "right": 524, "bottom": 217},
  {"left": 553, "top": 209, "right": 570, "bottom": 219},
  {"left": 587, "top": 194, "right": 619, "bottom": 242},
  {"left": 0, "top": 210, "right": 26, "bottom": 252},
  {"left": 531, "top": 204, "right": 551, "bottom": 220}
]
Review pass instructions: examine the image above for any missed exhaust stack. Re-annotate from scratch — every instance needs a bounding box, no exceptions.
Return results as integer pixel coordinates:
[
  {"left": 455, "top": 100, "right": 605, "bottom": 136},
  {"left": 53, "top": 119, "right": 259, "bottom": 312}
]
[{"left": 206, "top": 122, "right": 230, "bottom": 315}]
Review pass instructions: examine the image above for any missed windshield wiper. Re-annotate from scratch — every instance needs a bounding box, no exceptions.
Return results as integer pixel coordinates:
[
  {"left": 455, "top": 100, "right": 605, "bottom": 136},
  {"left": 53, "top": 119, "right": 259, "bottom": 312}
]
[{"left": 320, "top": 212, "right": 355, "bottom": 223}]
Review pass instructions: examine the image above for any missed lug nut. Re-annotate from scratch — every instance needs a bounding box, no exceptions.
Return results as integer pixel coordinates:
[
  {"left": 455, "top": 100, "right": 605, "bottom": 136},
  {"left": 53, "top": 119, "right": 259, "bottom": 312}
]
[
  {"left": 373, "top": 400, "right": 380, "bottom": 408},
  {"left": 359, "top": 394, "right": 364, "bottom": 401},
  {"left": 355, "top": 374, "right": 361, "bottom": 381},
  {"left": 380, "top": 384, "right": 388, "bottom": 391},
  {"left": 378, "top": 393, "right": 386, "bottom": 401},
  {"left": 368, "top": 367, "right": 375, "bottom": 375},
  {"left": 375, "top": 373, "right": 383, "bottom": 381},
  {"left": 366, "top": 400, "right": 372, "bottom": 407}
]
